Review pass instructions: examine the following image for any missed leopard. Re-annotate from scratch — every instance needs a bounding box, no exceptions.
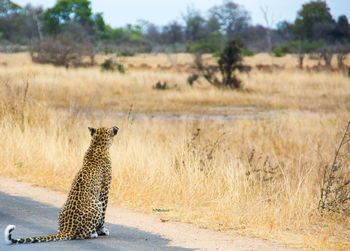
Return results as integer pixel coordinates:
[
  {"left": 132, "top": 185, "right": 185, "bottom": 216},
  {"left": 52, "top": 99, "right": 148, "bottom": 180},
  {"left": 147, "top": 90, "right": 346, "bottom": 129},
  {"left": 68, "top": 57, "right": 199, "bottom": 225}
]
[{"left": 4, "top": 126, "right": 119, "bottom": 244}]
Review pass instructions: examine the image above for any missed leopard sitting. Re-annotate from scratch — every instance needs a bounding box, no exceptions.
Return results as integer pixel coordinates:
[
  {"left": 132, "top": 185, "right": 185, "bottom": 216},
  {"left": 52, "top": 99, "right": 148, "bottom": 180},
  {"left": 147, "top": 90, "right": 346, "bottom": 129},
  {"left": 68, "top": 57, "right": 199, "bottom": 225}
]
[{"left": 4, "top": 126, "right": 119, "bottom": 244}]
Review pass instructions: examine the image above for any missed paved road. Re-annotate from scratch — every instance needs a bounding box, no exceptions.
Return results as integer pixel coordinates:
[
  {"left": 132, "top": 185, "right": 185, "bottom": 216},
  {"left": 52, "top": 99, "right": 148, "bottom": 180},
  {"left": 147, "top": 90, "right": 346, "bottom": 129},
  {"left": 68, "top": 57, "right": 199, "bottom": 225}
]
[{"left": 0, "top": 192, "right": 193, "bottom": 251}]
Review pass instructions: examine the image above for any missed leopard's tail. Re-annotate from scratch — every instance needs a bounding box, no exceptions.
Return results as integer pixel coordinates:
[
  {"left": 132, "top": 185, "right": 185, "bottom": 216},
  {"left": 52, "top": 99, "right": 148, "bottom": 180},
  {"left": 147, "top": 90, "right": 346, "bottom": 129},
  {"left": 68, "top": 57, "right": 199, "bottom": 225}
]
[{"left": 4, "top": 225, "right": 73, "bottom": 244}]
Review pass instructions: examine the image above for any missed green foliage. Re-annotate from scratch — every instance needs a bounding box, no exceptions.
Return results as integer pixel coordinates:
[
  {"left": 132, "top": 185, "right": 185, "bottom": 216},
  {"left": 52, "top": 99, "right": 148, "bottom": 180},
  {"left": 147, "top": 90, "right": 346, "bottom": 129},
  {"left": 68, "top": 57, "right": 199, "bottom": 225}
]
[
  {"left": 188, "top": 31, "right": 223, "bottom": 54},
  {"left": 124, "top": 24, "right": 143, "bottom": 42},
  {"left": 241, "top": 48, "right": 258, "bottom": 57},
  {"left": 43, "top": 0, "right": 94, "bottom": 34},
  {"left": 101, "top": 58, "right": 114, "bottom": 71},
  {"left": 101, "top": 57, "right": 125, "bottom": 73},
  {"left": 100, "top": 24, "right": 144, "bottom": 44},
  {"left": 294, "top": 0, "right": 334, "bottom": 40},
  {"left": 218, "top": 39, "right": 244, "bottom": 89},
  {"left": 94, "top": 13, "right": 113, "bottom": 40},
  {"left": 183, "top": 8, "right": 207, "bottom": 42},
  {"left": 192, "top": 39, "right": 248, "bottom": 90},
  {"left": 94, "top": 13, "right": 105, "bottom": 32},
  {"left": 117, "top": 50, "right": 135, "bottom": 57},
  {"left": 273, "top": 39, "right": 325, "bottom": 55},
  {"left": 0, "top": 0, "right": 21, "bottom": 14},
  {"left": 110, "top": 27, "right": 124, "bottom": 39},
  {"left": 300, "top": 39, "right": 325, "bottom": 53},
  {"left": 208, "top": 1, "right": 250, "bottom": 40},
  {"left": 0, "top": 0, "right": 23, "bottom": 42},
  {"left": 212, "top": 51, "right": 221, "bottom": 58},
  {"left": 116, "top": 63, "right": 125, "bottom": 73},
  {"left": 188, "top": 41, "right": 213, "bottom": 54},
  {"left": 273, "top": 46, "right": 286, "bottom": 57}
]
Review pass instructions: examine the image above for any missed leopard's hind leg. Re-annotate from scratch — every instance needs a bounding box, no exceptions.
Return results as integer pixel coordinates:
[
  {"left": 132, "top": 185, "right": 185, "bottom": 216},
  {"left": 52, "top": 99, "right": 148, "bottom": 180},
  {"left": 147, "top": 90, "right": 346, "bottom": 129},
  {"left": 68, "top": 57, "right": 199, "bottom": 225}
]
[{"left": 70, "top": 200, "right": 103, "bottom": 240}]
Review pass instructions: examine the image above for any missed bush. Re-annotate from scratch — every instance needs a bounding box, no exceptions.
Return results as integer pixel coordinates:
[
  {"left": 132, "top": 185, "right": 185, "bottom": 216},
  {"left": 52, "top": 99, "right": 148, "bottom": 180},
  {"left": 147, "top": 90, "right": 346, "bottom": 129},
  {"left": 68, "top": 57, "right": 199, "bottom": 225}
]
[
  {"left": 187, "top": 73, "right": 199, "bottom": 86},
  {"left": 273, "top": 39, "right": 326, "bottom": 57},
  {"left": 273, "top": 46, "right": 285, "bottom": 57},
  {"left": 30, "top": 23, "right": 95, "bottom": 68},
  {"left": 187, "top": 33, "right": 223, "bottom": 54},
  {"left": 191, "top": 39, "right": 250, "bottom": 89},
  {"left": 241, "top": 49, "right": 258, "bottom": 57},
  {"left": 218, "top": 39, "right": 245, "bottom": 89},
  {"left": 117, "top": 50, "right": 135, "bottom": 57},
  {"left": 101, "top": 58, "right": 114, "bottom": 71},
  {"left": 101, "top": 57, "right": 125, "bottom": 73},
  {"left": 31, "top": 36, "right": 95, "bottom": 67},
  {"left": 116, "top": 63, "right": 125, "bottom": 73}
]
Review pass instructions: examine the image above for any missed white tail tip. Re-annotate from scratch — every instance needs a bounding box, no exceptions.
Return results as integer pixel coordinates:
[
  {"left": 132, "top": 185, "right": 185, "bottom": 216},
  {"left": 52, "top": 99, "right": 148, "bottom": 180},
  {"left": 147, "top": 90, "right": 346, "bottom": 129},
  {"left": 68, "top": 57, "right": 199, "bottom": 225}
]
[{"left": 4, "top": 225, "right": 16, "bottom": 245}]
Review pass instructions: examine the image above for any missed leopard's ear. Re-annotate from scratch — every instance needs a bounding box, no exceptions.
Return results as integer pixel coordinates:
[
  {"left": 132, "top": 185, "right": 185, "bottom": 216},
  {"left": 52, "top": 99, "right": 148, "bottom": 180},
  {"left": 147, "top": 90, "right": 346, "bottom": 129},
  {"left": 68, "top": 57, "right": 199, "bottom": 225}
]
[
  {"left": 88, "top": 127, "right": 96, "bottom": 137},
  {"left": 111, "top": 126, "right": 119, "bottom": 136}
]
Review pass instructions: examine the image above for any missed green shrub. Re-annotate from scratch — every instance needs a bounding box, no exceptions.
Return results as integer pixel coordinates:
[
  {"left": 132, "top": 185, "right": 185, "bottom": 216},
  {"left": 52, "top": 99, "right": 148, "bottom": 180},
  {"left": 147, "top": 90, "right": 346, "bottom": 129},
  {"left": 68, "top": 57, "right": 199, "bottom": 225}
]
[
  {"left": 117, "top": 50, "right": 135, "bottom": 57},
  {"left": 218, "top": 39, "right": 245, "bottom": 89},
  {"left": 273, "top": 39, "right": 325, "bottom": 57},
  {"left": 242, "top": 49, "right": 258, "bottom": 57},
  {"left": 188, "top": 40, "right": 219, "bottom": 54},
  {"left": 188, "top": 33, "right": 223, "bottom": 54},
  {"left": 273, "top": 46, "right": 285, "bottom": 57},
  {"left": 101, "top": 58, "right": 114, "bottom": 71},
  {"left": 116, "top": 63, "right": 125, "bottom": 73},
  {"left": 192, "top": 39, "right": 250, "bottom": 90},
  {"left": 101, "top": 57, "right": 125, "bottom": 73}
]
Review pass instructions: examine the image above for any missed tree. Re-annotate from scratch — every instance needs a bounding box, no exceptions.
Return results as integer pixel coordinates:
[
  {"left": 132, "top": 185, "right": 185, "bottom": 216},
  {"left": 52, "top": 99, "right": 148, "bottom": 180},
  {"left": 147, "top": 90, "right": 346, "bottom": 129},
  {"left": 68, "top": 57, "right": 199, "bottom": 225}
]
[
  {"left": 0, "top": 0, "right": 20, "bottom": 16},
  {"left": 333, "top": 15, "right": 350, "bottom": 42},
  {"left": 31, "top": 21, "right": 95, "bottom": 67},
  {"left": 21, "top": 4, "right": 44, "bottom": 42},
  {"left": 206, "top": 15, "right": 221, "bottom": 34},
  {"left": 183, "top": 8, "right": 207, "bottom": 42},
  {"left": 191, "top": 39, "right": 249, "bottom": 89},
  {"left": 0, "top": 1, "right": 44, "bottom": 44},
  {"left": 333, "top": 16, "right": 350, "bottom": 68},
  {"left": 218, "top": 39, "right": 246, "bottom": 88},
  {"left": 276, "top": 21, "right": 295, "bottom": 43},
  {"left": 124, "top": 24, "right": 143, "bottom": 42},
  {"left": 0, "top": 0, "right": 22, "bottom": 42},
  {"left": 161, "top": 21, "right": 184, "bottom": 44},
  {"left": 141, "top": 21, "right": 160, "bottom": 44},
  {"left": 94, "top": 12, "right": 111, "bottom": 40},
  {"left": 208, "top": 1, "right": 250, "bottom": 40},
  {"left": 313, "top": 22, "right": 335, "bottom": 43},
  {"left": 294, "top": 0, "right": 334, "bottom": 40},
  {"left": 43, "top": 0, "right": 94, "bottom": 35},
  {"left": 260, "top": 5, "right": 275, "bottom": 53}
]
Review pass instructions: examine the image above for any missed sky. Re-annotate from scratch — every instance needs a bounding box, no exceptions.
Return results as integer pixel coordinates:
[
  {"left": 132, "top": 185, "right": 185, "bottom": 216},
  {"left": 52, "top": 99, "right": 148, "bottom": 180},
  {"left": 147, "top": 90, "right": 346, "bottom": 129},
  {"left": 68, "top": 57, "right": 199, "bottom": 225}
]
[{"left": 13, "top": 0, "right": 350, "bottom": 28}]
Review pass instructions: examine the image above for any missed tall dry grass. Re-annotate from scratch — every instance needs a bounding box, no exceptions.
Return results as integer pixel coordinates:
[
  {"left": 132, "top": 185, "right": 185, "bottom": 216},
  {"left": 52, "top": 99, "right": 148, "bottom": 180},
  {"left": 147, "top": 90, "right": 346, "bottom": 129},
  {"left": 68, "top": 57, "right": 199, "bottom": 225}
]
[
  {"left": 0, "top": 52, "right": 350, "bottom": 249},
  {"left": 1, "top": 53, "right": 349, "bottom": 112}
]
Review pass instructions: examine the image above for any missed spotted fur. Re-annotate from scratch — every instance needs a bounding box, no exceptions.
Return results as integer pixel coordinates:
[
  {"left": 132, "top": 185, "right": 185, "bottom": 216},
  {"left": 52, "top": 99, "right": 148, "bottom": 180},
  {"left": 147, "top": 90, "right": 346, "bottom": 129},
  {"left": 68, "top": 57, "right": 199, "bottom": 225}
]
[{"left": 4, "top": 126, "right": 119, "bottom": 244}]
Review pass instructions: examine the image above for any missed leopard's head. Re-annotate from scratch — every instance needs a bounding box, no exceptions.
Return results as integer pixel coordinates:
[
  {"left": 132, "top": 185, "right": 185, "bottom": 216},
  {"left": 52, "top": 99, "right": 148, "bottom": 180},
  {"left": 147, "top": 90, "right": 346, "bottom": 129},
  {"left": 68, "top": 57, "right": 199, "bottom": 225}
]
[{"left": 88, "top": 126, "right": 119, "bottom": 149}]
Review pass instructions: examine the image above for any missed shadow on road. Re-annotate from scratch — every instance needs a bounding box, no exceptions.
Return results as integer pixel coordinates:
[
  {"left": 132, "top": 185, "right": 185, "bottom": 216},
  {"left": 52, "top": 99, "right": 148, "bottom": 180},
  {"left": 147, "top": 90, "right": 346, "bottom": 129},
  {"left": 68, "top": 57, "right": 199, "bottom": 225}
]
[{"left": 0, "top": 192, "right": 193, "bottom": 251}]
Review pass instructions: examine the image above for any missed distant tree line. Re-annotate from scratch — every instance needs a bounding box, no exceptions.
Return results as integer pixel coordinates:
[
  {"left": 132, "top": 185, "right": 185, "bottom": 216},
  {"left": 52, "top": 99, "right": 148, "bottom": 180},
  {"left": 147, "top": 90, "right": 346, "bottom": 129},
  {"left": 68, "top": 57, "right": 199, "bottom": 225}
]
[
  {"left": 0, "top": 0, "right": 349, "bottom": 67},
  {"left": 274, "top": 0, "right": 350, "bottom": 68}
]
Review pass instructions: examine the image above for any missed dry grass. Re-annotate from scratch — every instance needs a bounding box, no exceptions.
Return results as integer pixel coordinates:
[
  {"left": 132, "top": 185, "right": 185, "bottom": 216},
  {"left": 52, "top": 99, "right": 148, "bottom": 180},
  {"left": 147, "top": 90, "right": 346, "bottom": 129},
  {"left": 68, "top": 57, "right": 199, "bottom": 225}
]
[
  {"left": 1, "top": 52, "right": 350, "bottom": 249},
  {"left": 1, "top": 53, "right": 349, "bottom": 112}
]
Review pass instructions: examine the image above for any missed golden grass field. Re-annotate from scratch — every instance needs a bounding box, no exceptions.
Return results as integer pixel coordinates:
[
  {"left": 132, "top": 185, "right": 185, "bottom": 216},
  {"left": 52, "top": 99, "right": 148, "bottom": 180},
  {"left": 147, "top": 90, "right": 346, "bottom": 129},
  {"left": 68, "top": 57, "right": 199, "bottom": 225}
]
[{"left": 1, "top": 52, "right": 350, "bottom": 250}]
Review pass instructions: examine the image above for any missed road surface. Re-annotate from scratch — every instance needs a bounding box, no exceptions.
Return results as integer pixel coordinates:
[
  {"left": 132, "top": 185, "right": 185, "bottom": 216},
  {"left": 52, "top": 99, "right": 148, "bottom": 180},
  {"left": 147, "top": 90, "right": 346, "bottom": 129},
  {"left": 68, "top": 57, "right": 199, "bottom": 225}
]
[
  {"left": 0, "top": 192, "right": 191, "bottom": 251},
  {"left": 0, "top": 176, "right": 297, "bottom": 251}
]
